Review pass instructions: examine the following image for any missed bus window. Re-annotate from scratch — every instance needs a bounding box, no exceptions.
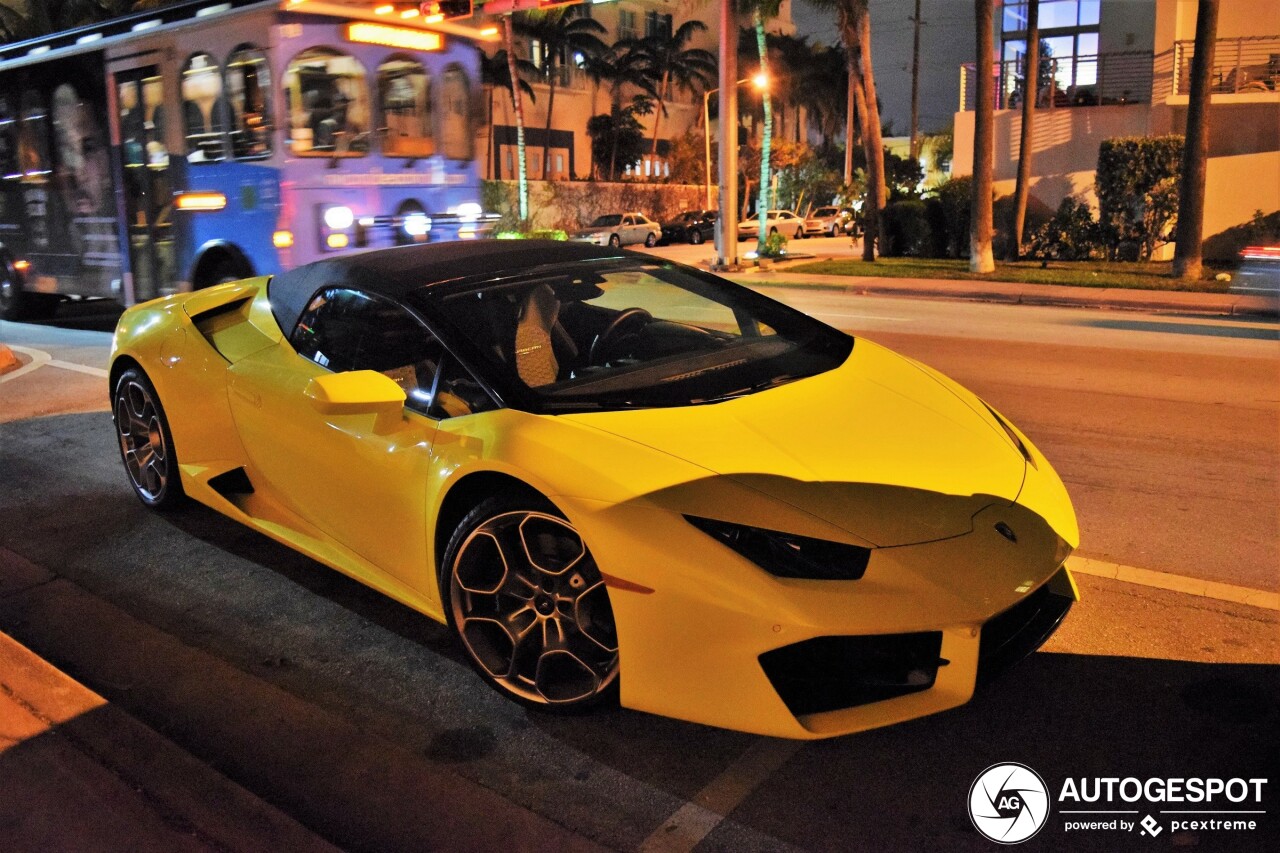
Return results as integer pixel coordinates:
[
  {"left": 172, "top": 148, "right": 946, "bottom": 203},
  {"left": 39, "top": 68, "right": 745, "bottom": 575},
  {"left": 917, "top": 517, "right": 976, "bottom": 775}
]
[
  {"left": 226, "top": 45, "right": 273, "bottom": 160},
  {"left": 182, "top": 53, "right": 229, "bottom": 163},
  {"left": 0, "top": 94, "right": 17, "bottom": 180},
  {"left": 18, "top": 90, "right": 51, "bottom": 177},
  {"left": 378, "top": 56, "right": 432, "bottom": 159},
  {"left": 284, "top": 47, "right": 369, "bottom": 157},
  {"left": 438, "top": 63, "right": 472, "bottom": 161}
]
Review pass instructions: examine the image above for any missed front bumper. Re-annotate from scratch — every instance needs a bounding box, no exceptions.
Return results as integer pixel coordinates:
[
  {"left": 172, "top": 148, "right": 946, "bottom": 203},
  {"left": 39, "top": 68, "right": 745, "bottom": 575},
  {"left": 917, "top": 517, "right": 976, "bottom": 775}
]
[{"left": 561, "top": 495, "right": 1078, "bottom": 739}]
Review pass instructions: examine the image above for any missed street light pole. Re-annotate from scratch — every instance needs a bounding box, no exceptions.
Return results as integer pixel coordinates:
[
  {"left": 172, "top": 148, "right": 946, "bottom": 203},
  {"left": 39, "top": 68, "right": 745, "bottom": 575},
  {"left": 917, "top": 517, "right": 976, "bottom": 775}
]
[
  {"left": 715, "top": 0, "right": 738, "bottom": 270},
  {"left": 703, "top": 88, "right": 715, "bottom": 210}
]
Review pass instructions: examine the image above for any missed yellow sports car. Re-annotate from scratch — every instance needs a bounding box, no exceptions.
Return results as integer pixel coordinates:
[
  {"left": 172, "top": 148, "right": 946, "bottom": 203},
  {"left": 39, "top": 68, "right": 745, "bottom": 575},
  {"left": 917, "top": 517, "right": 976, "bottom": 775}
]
[{"left": 109, "top": 240, "right": 1078, "bottom": 739}]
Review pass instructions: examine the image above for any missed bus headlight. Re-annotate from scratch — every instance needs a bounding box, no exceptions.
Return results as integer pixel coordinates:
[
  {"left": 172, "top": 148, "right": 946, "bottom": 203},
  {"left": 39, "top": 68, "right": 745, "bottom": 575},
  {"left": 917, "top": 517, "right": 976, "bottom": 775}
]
[
  {"left": 323, "top": 205, "right": 355, "bottom": 230},
  {"left": 404, "top": 212, "right": 431, "bottom": 236}
]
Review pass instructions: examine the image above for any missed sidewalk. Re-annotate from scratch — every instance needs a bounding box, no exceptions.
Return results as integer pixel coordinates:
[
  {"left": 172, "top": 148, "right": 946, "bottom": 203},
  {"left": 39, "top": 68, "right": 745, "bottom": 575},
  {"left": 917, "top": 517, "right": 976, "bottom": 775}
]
[
  {"left": 0, "top": 620, "right": 340, "bottom": 851},
  {"left": 725, "top": 267, "right": 1280, "bottom": 318}
]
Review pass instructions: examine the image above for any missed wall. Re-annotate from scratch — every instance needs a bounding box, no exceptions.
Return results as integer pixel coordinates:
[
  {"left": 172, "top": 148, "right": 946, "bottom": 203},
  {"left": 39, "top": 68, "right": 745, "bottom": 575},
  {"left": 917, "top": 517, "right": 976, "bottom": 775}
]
[{"left": 488, "top": 179, "right": 714, "bottom": 232}]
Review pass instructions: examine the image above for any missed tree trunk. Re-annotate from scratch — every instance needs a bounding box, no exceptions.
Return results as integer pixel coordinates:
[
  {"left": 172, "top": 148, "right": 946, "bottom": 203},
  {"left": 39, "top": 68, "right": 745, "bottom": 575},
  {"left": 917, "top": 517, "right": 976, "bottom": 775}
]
[
  {"left": 1173, "top": 0, "right": 1219, "bottom": 280},
  {"left": 487, "top": 86, "right": 495, "bottom": 180},
  {"left": 909, "top": 0, "right": 922, "bottom": 161},
  {"left": 649, "top": 69, "right": 671, "bottom": 162},
  {"left": 504, "top": 16, "right": 529, "bottom": 222},
  {"left": 1011, "top": 0, "right": 1039, "bottom": 260},
  {"left": 543, "top": 70, "right": 557, "bottom": 180},
  {"left": 840, "top": 1, "right": 885, "bottom": 262},
  {"left": 755, "top": 11, "right": 772, "bottom": 252},
  {"left": 969, "top": 0, "right": 996, "bottom": 273}
]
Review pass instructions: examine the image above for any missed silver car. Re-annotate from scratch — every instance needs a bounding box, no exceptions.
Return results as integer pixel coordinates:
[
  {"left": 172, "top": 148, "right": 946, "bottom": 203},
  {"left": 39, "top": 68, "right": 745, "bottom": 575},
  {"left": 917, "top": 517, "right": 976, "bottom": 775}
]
[{"left": 573, "top": 212, "right": 662, "bottom": 248}]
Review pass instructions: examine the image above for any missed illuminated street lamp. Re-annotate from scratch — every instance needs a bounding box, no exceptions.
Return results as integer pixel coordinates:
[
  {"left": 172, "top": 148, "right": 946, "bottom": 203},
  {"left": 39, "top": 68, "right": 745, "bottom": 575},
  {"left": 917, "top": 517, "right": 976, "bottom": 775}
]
[{"left": 702, "top": 74, "right": 767, "bottom": 210}]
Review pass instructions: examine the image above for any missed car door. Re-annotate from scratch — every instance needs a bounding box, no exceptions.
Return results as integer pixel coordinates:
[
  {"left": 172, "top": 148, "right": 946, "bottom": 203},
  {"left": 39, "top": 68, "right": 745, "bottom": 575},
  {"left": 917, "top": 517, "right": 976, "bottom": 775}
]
[
  {"left": 226, "top": 287, "right": 445, "bottom": 591},
  {"left": 620, "top": 214, "right": 637, "bottom": 244}
]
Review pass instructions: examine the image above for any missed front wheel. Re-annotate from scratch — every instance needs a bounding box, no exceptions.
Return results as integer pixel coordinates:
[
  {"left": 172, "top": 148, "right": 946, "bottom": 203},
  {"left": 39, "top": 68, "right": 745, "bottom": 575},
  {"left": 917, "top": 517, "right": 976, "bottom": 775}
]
[
  {"left": 795, "top": 227, "right": 805, "bottom": 240},
  {"left": 442, "top": 496, "right": 620, "bottom": 709},
  {"left": 644, "top": 232, "right": 657, "bottom": 248},
  {"left": 113, "top": 367, "right": 185, "bottom": 509},
  {"left": 608, "top": 234, "right": 621, "bottom": 248}
]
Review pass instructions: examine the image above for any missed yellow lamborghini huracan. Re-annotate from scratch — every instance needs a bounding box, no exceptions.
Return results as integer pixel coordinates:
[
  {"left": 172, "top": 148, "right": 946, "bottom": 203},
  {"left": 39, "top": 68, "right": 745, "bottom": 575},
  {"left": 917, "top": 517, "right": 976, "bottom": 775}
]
[{"left": 109, "top": 240, "right": 1078, "bottom": 739}]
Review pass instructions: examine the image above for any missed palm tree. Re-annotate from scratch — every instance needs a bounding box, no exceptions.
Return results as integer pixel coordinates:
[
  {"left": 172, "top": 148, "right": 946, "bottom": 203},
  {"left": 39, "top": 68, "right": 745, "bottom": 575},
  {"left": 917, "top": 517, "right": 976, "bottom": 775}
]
[
  {"left": 750, "top": 3, "right": 779, "bottom": 251},
  {"left": 1173, "top": 0, "right": 1220, "bottom": 280},
  {"left": 515, "top": 8, "right": 607, "bottom": 180},
  {"left": 502, "top": 15, "right": 530, "bottom": 221},
  {"left": 0, "top": 0, "right": 122, "bottom": 42},
  {"left": 970, "top": 0, "right": 996, "bottom": 273},
  {"left": 580, "top": 40, "right": 656, "bottom": 179},
  {"left": 633, "top": 20, "right": 717, "bottom": 162},
  {"left": 806, "top": 0, "right": 886, "bottom": 261},
  {"left": 1011, "top": 0, "right": 1040, "bottom": 260},
  {"left": 480, "top": 50, "right": 537, "bottom": 181}
]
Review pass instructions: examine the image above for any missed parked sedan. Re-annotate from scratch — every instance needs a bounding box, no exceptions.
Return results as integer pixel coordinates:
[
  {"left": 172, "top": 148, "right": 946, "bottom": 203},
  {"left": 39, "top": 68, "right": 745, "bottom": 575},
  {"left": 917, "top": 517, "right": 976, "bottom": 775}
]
[
  {"left": 805, "top": 206, "right": 857, "bottom": 237},
  {"left": 738, "top": 209, "right": 807, "bottom": 241},
  {"left": 573, "top": 212, "right": 661, "bottom": 248},
  {"left": 108, "top": 239, "right": 1078, "bottom": 739},
  {"left": 660, "top": 210, "right": 718, "bottom": 245}
]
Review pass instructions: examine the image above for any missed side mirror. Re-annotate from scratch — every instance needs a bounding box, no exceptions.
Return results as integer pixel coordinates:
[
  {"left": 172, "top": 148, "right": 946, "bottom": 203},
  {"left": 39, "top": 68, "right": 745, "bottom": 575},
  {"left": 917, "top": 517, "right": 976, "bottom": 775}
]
[{"left": 305, "top": 370, "right": 405, "bottom": 433}]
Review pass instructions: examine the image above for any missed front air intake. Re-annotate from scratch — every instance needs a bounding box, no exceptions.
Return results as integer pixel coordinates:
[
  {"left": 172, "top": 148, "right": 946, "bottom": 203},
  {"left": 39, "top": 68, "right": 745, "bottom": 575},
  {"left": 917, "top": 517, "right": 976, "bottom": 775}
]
[{"left": 760, "top": 631, "right": 946, "bottom": 717}]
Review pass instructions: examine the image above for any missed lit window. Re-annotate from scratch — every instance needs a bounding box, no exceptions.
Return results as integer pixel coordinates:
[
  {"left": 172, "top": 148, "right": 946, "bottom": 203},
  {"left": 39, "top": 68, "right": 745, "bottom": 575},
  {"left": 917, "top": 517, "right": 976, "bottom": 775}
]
[
  {"left": 182, "top": 52, "right": 229, "bottom": 162},
  {"left": 226, "top": 45, "right": 273, "bottom": 159},
  {"left": 284, "top": 47, "right": 370, "bottom": 157},
  {"left": 378, "top": 55, "right": 433, "bottom": 158}
]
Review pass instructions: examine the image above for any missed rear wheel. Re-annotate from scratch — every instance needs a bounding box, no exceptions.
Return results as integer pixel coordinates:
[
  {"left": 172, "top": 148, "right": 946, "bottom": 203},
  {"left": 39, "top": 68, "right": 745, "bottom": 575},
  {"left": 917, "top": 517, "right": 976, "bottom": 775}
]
[
  {"left": 644, "top": 232, "right": 657, "bottom": 248},
  {"left": 690, "top": 229, "right": 704, "bottom": 245},
  {"left": 113, "top": 367, "right": 184, "bottom": 509},
  {"left": 442, "top": 495, "right": 619, "bottom": 709}
]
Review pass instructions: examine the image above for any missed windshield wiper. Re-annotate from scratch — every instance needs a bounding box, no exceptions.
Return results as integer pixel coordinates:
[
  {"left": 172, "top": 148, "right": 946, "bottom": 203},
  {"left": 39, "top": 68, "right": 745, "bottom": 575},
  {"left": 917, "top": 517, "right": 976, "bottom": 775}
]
[{"left": 692, "top": 374, "right": 804, "bottom": 404}]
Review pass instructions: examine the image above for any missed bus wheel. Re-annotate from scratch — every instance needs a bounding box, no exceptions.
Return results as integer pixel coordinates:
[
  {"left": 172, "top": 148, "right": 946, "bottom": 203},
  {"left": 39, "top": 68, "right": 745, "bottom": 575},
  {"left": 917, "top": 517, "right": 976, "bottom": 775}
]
[
  {"left": 0, "top": 266, "right": 50, "bottom": 321},
  {"left": 193, "top": 250, "right": 253, "bottom": 289}
]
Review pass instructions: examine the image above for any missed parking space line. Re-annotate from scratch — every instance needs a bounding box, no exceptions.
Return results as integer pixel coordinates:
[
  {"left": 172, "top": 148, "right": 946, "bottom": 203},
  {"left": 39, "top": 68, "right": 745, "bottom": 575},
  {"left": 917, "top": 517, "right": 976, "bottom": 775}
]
[
  {"left": 639, "top": 739, "right": 801, "bottom": 853},
  {"left": 1068, "top": 555, "right": 1280, "bottom": 611},
  {"left": 0, "top": 346, "right": 108, "bottom": 383}
]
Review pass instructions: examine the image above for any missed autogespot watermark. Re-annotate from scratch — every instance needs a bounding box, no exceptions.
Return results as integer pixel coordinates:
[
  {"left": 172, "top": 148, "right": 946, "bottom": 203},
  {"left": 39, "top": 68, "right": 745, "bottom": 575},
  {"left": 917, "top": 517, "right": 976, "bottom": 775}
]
[{"left": 968, "top": 766, "right": 1270, "bottom": 844}]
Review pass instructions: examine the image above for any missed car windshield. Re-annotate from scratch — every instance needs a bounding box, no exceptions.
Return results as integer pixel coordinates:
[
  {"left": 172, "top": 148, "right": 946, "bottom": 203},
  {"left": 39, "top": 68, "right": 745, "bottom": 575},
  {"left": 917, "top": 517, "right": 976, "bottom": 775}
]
[
  {"left": 678, "top": 212, "right": 698, "bottom": 221},
  {"left": 412, "top": 258, "right": 852, "bottom": 413},
  {"left": 815, "top": 208, "right": 837, "bottom": 216},
  {"left": 590, "top": 215, "right": 622, "bottom": 227}
]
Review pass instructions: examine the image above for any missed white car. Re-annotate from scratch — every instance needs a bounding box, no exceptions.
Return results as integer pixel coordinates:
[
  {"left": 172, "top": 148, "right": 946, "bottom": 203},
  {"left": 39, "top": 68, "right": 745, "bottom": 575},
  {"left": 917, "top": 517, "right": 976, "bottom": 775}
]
[
  {"left": 738, "top": 209, "right": 807, "bottom": 241},
  {"left": 573, "top": 212, "right": 662, "bottom": 248}
]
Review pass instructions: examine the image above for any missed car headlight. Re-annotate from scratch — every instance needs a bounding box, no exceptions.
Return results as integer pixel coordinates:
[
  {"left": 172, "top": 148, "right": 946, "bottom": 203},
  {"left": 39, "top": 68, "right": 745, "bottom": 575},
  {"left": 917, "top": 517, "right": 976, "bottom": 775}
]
[{"left": 685, "top": 516, "right": 871, "bottom": 580}]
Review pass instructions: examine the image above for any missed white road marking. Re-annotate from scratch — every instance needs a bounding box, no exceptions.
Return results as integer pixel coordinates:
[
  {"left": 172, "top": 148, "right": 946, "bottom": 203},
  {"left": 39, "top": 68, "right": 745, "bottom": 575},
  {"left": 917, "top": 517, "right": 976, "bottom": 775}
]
[
  {"left": 0, "top": 345, "right": 108, "bottom": 383},
  {"left": 1069, "top": 555, "right": 1280, "bottom": 611},
  {"left": 640, "top": 739, "right": 802, "bottom": 853}
]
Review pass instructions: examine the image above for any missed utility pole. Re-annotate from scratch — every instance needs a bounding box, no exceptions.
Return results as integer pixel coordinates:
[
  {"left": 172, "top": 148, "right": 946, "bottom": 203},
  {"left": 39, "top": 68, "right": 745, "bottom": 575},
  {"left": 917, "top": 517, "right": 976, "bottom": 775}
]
[
  {"left": 909, "top": 0, "right": 922, "bottom": 161},
  {"left": 843, "top": 69, "right": 855, "bottom": 184}
]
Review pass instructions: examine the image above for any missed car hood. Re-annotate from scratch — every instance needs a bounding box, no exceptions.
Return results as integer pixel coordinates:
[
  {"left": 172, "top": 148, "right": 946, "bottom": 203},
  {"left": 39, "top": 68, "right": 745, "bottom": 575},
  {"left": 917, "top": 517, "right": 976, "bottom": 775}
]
[{"left": 561, "top": 339, "right": 1026, "bottom": 547}]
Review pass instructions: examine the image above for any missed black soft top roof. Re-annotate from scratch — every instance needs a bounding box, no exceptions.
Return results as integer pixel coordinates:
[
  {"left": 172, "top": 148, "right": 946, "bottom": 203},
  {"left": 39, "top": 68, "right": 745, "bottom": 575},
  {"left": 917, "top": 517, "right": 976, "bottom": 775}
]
[{"left": 268, "top": 240, "right": 624, "bottom": 336}]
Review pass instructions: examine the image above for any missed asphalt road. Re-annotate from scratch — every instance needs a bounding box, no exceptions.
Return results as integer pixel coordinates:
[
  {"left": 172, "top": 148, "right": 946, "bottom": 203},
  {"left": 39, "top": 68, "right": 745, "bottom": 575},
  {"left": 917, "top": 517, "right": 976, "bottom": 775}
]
[{"left": 0, "top": 290, "right": 1277, "bottom": 851}]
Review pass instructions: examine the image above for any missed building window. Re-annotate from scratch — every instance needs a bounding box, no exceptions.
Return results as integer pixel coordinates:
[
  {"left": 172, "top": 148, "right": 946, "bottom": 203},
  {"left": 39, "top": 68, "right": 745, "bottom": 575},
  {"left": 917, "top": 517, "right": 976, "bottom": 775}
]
[
  {"left": 645, "top": 12, "right": 672, "bottom": 40},
  {"left": 618, "top": 10, "right": 637, "bottom": 41},
  {"left": 1000, "top": 0, "right": 1102, "bottom": 105}
]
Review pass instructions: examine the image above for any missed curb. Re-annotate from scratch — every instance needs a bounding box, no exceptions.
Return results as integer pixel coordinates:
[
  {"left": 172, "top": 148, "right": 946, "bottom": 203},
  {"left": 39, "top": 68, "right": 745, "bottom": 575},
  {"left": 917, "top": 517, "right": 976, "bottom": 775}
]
[
  {"left": 723, "top": 269, "right": 1280, "bottom": 318},
  {"left": 0, "top": 344, "right": 16, "bottom": 375}
]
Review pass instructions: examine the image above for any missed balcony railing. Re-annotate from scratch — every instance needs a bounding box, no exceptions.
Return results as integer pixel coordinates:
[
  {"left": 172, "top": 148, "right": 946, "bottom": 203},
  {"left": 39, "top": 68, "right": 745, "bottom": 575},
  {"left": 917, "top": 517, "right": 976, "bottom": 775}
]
[
  {"left": 959, "top": 36, "right": 1280, "bottom": 111},
  {"left": 961, "top": 50, "right": 1155, "bottom": 111},
  {"left": 1153, "top": 36, "right": 1280, "bottom": 100}
]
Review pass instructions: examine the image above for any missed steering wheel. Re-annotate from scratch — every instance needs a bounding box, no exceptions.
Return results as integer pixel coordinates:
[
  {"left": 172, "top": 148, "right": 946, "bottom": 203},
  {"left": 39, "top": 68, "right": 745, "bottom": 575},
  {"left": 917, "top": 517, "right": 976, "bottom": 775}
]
[{"left": 590, "top": 307, "right": 652, "bottom": 365}]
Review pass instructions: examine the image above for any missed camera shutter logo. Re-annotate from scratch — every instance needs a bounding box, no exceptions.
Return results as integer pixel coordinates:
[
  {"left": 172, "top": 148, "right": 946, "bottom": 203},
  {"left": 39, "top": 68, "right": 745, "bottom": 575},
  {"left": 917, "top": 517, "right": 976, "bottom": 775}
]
[{"left": 969, "top": 763, "right": 1051, "bottom": 844}]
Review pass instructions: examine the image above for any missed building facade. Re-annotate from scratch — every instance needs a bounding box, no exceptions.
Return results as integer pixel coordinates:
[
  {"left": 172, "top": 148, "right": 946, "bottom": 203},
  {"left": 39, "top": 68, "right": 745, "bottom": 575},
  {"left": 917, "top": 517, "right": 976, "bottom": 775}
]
[
  {"left": 481, "top": 0, "right": 798, "bottom": 184},
  {"left": 952, "top": 0, "right": 1279, "bottom": 243}
]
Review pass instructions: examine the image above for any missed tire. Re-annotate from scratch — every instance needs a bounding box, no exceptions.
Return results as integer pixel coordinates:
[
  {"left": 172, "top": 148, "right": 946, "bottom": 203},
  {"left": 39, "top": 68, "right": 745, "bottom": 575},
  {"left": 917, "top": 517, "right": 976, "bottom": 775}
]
[
  {"left": 644, "top": 232, "right": 657, "bottom": 248},
  {"left": 795, "top": 227, "right": 805, "bottom": 240},
  {"left": 195, "top": 255, "right": 251, "bottom": 289},
  {"left": 769, "top": 226, "right": 778, "bottom": 237},
  {"left": 608, "top": 234, "right": 621, "bottom": 248},
  {"left": 441, "top": 494, "right": 620, "bottom": 710},
  {"left": 113, "top": 367, "right": 185, "bottom": 509},
  {"left": 828, "top": 224, "right": 838, "bottom": 238},
  {"left": 690, "top": 229, "right": 704, "bottom": 245}
]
